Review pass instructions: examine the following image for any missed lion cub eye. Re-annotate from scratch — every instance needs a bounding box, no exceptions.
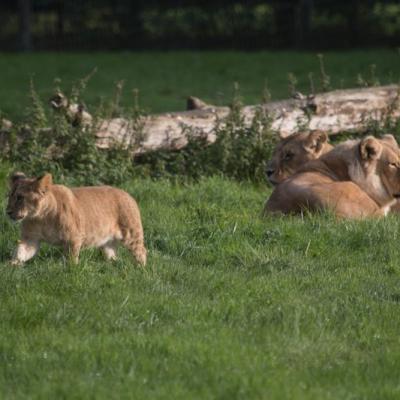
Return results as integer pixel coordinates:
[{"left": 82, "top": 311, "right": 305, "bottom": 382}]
[{"left": 16, "top": 195, "right": 24, "bottom": 202}]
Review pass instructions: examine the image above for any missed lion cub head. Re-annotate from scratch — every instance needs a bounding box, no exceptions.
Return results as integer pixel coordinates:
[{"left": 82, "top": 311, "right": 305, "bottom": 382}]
[
  {"left": 6, "top": 172, "right": 53, "bottom": 221},
  {"left": 266, "top": 130, "right": 333, "bottom": 185},
  {"left": 352, "top": 135, "right": 400, "bottom": 205}
]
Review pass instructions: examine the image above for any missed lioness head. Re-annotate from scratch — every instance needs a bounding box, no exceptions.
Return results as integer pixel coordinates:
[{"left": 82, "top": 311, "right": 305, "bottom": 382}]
[
  {"left": 6, "top": 172, "right": 53, "bottom": 222},
  {"left": 266, "top": 130, "right": 333, "bottom": 185},
  {"left": 352, "top": 135, "right": 400, "bottom": 204}
]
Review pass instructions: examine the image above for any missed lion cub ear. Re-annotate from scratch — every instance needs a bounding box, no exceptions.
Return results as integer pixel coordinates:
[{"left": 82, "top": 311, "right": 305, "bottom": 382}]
[
  {"left": 305, "top": 130, "right": 328, "bottom": 153},
  {"left": 35, "top": 173, "right": 53, "bottom": 194},
  {"left": 9, "top": 171, "right": 26, "bottom": 186},
  {"left": 360, "top": 136, "right": 382, "bottom": 161}
]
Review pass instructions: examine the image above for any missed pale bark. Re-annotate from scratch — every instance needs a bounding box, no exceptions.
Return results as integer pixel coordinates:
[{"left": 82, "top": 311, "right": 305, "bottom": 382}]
[
  {"left": 35, "top": 84, "right": 400, "bottom": 154},
  {"left": 92, "top": 85, "right": 400, "bottom": 152}
]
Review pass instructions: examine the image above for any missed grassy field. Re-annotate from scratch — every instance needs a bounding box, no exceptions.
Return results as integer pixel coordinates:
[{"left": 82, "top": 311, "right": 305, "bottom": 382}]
[
  {"left": 2, "top": 50, "right": 400, "bottom": 399},
  {"left": 1, "top": 170, "right": 400, "bottom": 399},
  {"left": 1, "top": 50, "right": 400, "bottom": 118}
]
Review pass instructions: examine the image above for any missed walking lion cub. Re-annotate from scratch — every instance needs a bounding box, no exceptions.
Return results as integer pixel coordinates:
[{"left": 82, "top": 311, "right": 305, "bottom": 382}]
[{"left": 6, "top": 172, "right": 147, "bottom": 266}]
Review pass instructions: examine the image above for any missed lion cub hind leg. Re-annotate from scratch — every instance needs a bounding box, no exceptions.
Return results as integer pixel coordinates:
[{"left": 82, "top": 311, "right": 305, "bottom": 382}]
[
  {"left": 116, "top": 195, "right": 147, "bottom": 266},
  {"left": 122, "top": 233, "right": 147, "bottom": 266},
  {"left": 120, "top": 227, "right": 147, "bottom": 266},
  {"left": 102, "top": 242, "right": 118, "bottom": 261}
]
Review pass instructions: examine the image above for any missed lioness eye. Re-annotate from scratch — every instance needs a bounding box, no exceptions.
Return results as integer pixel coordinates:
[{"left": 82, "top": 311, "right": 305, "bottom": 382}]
[
  {"left": 389, "top": 162, "right": 398, "bottom": 168},
  {"left": 284, "top": 152, "right": 293, "bottom": 160}
]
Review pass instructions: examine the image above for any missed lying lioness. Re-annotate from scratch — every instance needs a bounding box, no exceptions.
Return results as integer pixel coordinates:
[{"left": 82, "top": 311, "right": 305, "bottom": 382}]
[
  {"left": 6, "top": 172, "right": 147, "bottom": 266},
  {"left": 266, "top": 130, "right": 333, "bottom": 186},
  {"left": 264, "top": 135, "right": 400, "bottom": 218}
]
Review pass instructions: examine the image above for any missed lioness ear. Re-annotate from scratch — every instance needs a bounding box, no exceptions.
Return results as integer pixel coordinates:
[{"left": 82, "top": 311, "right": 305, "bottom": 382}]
[
  {"left": 35, "top": 173, "right": 53, "bottom": 194},
  {"left": 9, "top": 171, "right": 26, "bottom": 186},
  {"left": 306, "top": 130, "right": 328, "bottom": 153},
  {"left": 381, "top": 134, "right": 399, "bottom": 148},
  {"left": 360, "top": 136, "right": 382, "bottom": 161}
]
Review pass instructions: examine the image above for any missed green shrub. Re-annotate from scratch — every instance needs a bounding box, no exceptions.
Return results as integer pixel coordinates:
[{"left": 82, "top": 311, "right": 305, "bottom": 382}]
[
  {"left": 3, "top": 68, "right": 400, "bottom": 186},
  {"left": 2, "top": 79, "right": 277, "bottom": 185},
  {"left": 5, "top": 77, "right": 136, "bottom": 185},
  {"left": 136, "top": 105, "right": 276, "bottom": 182}
]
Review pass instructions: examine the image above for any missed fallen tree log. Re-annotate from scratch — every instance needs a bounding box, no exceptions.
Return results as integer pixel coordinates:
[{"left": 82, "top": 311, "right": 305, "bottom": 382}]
[{"left": 52, "top": 85, "right": 400, "bottom": 153}]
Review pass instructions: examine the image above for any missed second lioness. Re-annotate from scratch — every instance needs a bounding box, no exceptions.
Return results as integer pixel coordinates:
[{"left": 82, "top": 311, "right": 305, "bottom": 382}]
[
  {"left": 266, "top": 130, "right": 333, "bottom": 186},
  {"left": 264, "top": 135, "right": 400, "bottom": 218}
]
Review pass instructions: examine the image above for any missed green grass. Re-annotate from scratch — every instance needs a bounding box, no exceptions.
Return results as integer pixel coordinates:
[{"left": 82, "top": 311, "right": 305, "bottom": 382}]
[
  {"left": 2, "top": 50, "right": 400, "bottom": 398},
  {"left": 1, "top": 168, "right": 400, "bottom": 399},
  {"left": 1, "top": 50, "right": 400, "bottom": 119}
]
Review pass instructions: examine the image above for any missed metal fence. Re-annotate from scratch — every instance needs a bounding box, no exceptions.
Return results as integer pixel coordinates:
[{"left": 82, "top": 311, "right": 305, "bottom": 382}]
[{"left": 1, "top": 0, "right": 399, "bottom": 51}]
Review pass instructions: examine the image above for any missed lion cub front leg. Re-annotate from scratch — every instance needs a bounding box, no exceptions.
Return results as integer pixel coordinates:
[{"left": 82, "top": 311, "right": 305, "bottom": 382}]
[{"left": 11, "top": 239, "right": 40, "bottom": 266}]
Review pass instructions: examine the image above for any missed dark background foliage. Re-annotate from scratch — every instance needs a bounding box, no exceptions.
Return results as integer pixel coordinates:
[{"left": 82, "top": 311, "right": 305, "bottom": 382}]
[{"left": 2, "top": 0, "right": 400, "bottom": 51}]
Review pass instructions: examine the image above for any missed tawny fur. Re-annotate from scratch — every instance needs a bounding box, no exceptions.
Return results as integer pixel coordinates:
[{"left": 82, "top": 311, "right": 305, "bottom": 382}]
[
  {"left": 266, "top": 130, "right": 333, "bottom": 186},
  {"left": 6, "top": 173, "right": 146, "bottom": 266},
  {"left": 264, "top": 135, "right": 400, "bottom": 219}
]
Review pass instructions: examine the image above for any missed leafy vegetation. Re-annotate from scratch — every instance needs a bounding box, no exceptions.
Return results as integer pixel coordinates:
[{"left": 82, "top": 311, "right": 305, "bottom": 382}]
[
  {"left": 2, "top": 50, "right": 400, "bottom": 185},
  {"left": 3, "top": 64, "right": 280, "bottom": 184},
  {"left": 137, "top": 87, "right": 277, "bottom": 182}
]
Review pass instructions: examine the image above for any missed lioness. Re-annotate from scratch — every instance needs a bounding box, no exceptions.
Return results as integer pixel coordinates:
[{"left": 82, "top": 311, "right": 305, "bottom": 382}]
[
  {"left": 264, "top": 135, "right": 400, "bottom": 218},
  {"left": 6, "top": 172, "right": 147, "bottom": 266},
  {"left": 266, "top": 130, "right": 333, "bottom": 186}
]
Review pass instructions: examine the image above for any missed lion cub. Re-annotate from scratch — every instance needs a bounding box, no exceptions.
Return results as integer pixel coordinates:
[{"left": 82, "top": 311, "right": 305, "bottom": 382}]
[{"left": 6, "top": 172, "right": 147, "bottom": 266}]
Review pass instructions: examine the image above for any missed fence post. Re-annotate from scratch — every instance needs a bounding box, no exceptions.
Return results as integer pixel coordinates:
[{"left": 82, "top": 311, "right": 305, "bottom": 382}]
[
  {"left": 294, "top": 0, "right": 312, "bottom": 48},
  {"left": 18, "top": 0, "right": 32, "bottom": 51}
]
